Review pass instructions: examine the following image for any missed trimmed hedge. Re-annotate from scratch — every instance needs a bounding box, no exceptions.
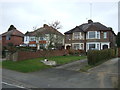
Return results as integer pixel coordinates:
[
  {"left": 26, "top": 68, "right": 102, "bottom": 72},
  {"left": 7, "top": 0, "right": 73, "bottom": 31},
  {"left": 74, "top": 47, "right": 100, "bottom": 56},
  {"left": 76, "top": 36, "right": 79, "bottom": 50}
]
[
  {"left": 87, "top": 49, "right": 116, "bottom": 65},
  {"left": 68, "top": 49, "right": 86, "bottom": 56}
]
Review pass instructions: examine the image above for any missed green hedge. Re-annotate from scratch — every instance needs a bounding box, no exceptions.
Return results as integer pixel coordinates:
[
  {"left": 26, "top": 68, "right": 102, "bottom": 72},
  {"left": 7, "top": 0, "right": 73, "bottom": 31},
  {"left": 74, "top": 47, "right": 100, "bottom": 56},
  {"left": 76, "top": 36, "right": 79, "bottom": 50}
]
[{"left": 87, "top": 49, "right": 116, "bottom": 65}]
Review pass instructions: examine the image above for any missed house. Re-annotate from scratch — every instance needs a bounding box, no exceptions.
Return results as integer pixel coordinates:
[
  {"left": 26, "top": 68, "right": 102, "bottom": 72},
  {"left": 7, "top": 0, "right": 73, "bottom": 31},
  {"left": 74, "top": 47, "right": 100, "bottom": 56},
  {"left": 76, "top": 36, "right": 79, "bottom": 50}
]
[
  {"left": 24, "top": 24, "right": 64, "bottom": 50},
  {"left": 1, "top": 25, "right": 24, "bottom": 47},
  {"left": 64, "top": 20, "right": 116, "bottom": 51}
]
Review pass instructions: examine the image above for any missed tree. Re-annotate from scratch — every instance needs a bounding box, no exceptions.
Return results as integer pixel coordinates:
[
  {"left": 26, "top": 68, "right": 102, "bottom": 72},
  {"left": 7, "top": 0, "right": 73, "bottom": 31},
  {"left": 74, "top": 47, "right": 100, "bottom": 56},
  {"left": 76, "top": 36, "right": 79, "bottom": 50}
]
[
  {"left": 116, "top": 32, "right": 120, "bottom": 47},
  {"left": 49, "top": 20, "right": 62, "bottom": 29},
  {"left": 8, "top": 25, "right": 16, "bottom": 31},
  {"left": 47, "top": 20, "right": 63, "bottom": 49}
]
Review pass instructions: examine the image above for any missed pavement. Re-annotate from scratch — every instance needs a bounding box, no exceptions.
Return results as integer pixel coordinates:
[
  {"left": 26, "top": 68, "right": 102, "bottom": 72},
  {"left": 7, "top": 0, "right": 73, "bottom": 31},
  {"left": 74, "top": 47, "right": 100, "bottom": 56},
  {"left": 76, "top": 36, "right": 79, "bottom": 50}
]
[
  {"left": 2, "top": 58, "right": 119, "bottom": 89},
  {"left": 55, "top": 59, "right": 87, "bottom": 71}
]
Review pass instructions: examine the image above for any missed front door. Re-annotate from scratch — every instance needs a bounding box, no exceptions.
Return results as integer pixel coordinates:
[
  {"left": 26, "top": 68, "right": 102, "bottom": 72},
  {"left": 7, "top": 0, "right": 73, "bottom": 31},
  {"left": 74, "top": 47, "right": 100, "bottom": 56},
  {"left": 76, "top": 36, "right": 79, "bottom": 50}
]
[{"left": 103, "top": 45, "right": 108, "bottom": 49}]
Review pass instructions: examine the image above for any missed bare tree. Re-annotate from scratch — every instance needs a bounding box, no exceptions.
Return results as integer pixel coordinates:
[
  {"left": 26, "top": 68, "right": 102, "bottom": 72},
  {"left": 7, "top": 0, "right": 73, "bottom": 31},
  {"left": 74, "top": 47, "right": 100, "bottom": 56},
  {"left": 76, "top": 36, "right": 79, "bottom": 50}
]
[{"left": 49, "top": 20, "right": 62, "bottom": 29}]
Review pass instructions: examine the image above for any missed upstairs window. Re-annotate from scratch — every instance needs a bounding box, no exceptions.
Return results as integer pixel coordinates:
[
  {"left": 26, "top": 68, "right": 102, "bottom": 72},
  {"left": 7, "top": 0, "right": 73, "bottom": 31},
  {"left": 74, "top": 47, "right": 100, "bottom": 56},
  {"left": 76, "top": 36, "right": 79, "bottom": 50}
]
[
  {"left": 89, "top": 31, "right": 96, "bottom": 39},
  {"left": 87, "top": 31, "right": 100, "bottom": 39},
  {"left": 66, "top": 35, "right": 70, "bottom": 40},
  {"left": 103, "top": 32, "right": 107, "bottom": 39},
  {"left": 74, "top": 32, "right": 80, "bottom": 39},
  {"left": 39, "top": 37, "right": 44, "bottom": 40},
  {"left": 6, "top": 35, "right": 11, "bottom": 40},
  {"left": 30, "top": 37, "right": 36, "bottom": 41}
]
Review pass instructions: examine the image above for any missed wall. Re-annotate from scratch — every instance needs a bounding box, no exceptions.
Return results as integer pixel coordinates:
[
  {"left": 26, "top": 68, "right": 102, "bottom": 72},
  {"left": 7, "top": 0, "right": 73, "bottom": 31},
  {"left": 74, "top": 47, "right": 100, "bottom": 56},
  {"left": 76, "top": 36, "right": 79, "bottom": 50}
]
[
  {"left": 2, "top": 35, "right": 23, "bottom": 46},
  {"left": 9, "top": 50, "right": 69, "bottom": 61}
]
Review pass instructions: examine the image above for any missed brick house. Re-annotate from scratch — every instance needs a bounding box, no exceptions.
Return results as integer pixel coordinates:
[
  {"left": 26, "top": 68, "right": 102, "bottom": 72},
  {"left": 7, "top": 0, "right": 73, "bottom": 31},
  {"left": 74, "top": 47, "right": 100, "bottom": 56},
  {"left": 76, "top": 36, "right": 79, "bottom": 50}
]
[
  {"left": 64, "top": 20, "right": 116, "bottom": 51},
  {"left": 1, "top": 25, "right": 24, "bottom": 47},
  {"left": 24, "top": 24, "right": 64, "bottom": 50}
]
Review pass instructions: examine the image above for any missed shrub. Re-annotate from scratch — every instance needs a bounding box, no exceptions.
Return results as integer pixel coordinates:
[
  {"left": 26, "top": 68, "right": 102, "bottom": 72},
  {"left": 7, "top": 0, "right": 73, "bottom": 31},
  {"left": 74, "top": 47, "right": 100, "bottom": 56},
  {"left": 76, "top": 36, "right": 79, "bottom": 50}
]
[
  {"left": 87, "top": 49, "right": 116, "bottom": 65},
  {"left": 68, "top": 49, "right": 86, "bottom": 56}
]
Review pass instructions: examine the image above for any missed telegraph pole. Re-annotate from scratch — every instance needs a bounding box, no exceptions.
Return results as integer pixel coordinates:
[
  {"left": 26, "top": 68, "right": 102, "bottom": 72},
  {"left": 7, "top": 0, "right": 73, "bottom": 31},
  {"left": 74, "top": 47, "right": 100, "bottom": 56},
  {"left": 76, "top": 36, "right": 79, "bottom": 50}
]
[{"left": 90, "top": 3, "right": 92, "bottom": 19}]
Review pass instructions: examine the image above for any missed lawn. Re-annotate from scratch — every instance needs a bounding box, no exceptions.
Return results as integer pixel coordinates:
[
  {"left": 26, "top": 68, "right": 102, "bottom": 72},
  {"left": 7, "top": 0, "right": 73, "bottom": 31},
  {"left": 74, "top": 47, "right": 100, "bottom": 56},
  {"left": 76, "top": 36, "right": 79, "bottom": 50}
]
[{"left": 2, "top": 55, "right": 86, "bottom": 73}]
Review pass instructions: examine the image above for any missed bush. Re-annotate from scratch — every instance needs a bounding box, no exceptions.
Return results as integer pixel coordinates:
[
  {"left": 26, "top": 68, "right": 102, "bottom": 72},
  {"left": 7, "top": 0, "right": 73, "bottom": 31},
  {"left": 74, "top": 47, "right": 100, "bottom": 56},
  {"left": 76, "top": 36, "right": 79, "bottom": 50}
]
[
  {"left": 68, "top": 49, "right": 86, "bottom": 56},
  {"left": 87, "top": 49, "right": 116, "bottom": 65}
]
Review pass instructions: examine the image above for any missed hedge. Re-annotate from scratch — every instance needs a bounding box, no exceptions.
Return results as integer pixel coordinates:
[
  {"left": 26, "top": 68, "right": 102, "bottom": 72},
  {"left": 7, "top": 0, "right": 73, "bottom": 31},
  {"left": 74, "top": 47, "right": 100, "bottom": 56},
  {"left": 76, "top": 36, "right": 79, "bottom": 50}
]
[{"left": 87, "top": 49, "right": 116, "bottom": 65}]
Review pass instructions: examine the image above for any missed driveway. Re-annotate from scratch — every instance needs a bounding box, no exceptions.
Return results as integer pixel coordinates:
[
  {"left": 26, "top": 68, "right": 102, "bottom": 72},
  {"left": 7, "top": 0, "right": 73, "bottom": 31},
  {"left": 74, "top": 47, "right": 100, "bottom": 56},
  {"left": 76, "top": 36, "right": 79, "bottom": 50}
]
[{"left": 2, "top": 58, "right": 119, "bottom": 88}]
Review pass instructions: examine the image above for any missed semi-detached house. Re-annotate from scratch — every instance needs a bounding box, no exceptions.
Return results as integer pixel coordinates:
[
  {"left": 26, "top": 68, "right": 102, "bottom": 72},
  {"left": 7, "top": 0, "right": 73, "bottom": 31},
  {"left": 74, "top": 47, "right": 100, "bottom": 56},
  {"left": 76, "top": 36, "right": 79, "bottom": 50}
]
[
  {"left": 24, "top": 24, "right": 64, "bottom": 50},
  {"left": 64, "top": 20, "right": 116, "bottom": 51}
]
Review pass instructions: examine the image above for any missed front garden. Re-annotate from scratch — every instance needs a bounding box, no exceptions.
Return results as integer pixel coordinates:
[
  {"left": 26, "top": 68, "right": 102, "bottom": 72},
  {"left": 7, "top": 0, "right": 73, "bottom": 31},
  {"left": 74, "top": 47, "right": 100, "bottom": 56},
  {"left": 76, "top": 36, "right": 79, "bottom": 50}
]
[{"left": 2, "top": 55, "right": 86, "bottom": 73}]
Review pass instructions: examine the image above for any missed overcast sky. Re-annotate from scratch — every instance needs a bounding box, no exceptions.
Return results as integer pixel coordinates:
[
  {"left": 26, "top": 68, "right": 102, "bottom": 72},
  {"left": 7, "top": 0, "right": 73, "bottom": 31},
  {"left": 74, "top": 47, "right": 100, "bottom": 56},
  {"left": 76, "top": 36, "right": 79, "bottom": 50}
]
[{"left": 0, "top": 0, "right": 119, "bottom": 34}]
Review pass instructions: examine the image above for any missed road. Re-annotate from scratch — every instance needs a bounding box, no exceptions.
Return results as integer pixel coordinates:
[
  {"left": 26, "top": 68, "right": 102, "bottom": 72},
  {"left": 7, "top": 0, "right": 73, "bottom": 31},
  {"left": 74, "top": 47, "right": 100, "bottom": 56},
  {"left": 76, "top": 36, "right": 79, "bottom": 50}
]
[{"left": 2, "top": 58, "right": 119, "bottom": 88}]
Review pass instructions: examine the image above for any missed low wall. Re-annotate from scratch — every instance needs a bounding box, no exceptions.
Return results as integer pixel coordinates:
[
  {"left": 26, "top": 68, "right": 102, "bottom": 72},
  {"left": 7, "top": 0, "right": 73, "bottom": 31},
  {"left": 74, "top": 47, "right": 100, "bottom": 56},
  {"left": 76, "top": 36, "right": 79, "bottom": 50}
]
[{"left": 10, "top": 50, "right": 69, "bottom": 61}]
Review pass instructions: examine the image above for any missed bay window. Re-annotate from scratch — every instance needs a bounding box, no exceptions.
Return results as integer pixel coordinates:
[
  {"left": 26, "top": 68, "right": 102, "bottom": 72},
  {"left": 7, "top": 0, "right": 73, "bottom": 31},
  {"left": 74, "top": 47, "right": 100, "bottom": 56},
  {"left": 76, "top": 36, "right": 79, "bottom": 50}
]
[
  {"left": 87, "top": 31, "right": 100, "bottom": 39},
  {"left": 87, "top": 43, "right": 100, "bottom": 51},
  {"left": 73, "top": 43, "right": 84, "bottom": 50}
]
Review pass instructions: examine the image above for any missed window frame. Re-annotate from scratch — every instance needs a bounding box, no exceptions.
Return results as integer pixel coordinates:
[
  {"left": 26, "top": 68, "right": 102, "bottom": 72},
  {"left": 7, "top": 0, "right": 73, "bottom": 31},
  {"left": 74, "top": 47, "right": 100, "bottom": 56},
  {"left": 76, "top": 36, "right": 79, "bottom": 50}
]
[
  {"left": 6, "top": 35, "right": 11, "bottom": 40},
  {"left": 73, "top": 43, "right": 84, "bottom": 50},
  {"left": 30, "top": 36, "right": 36, "bottom": 41},
  {"left": 87, "top": 31, "right": 100, "bottom": 39},
  {"left": 87, "top": 42, "right": 100, "bottom": 51},
  {"left": 103, "top": 32, "right": 107, "bottom": 39}
]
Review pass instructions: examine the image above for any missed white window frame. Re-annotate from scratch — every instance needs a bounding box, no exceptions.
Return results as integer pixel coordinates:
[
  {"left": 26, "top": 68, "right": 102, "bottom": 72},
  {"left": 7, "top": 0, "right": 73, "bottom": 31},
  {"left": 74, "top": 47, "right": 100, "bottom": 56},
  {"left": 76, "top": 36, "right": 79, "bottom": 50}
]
[
  {"left": 72, "top": 43, "right": 84, "bottom": 50},
  {"left": 87, "top": 31, "right": 100, "bottom": 39},
  {"left": 73, "top": 32, "right": 84, "bottom": 40},
  {"left": 86, "top": 42, "right": 100, "bottom": 51},
  {"left": 24, "top": 36, "right": 30, "bottom": 44},
  {"left": 30, "top": 36, "right": 36, "bottom": 41},
  {"left": 29, "top": 44, "right": 36, "bottom": 47},
  {"left": 73, "top": 32, "right": 80, "bottom": 40},
  {"left": 39, "top": 37, "right": 46, "bottom": 41},
  {"left": 103, "top": 32, "right": 107, "bottom": 39}
]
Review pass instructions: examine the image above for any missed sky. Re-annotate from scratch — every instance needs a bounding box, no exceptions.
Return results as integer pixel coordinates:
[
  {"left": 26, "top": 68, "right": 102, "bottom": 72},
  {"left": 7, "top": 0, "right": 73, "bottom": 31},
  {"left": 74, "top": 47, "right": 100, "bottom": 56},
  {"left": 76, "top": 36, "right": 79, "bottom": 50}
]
[{"left": 0, "top": 0, "right": 119, "bottom": 34}]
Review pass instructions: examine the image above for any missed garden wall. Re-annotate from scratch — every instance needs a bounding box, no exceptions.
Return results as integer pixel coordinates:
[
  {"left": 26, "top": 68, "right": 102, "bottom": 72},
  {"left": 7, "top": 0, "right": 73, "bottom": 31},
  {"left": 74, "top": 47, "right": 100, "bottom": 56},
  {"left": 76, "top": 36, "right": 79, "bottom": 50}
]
[{"left": 8, "top": 50, "right": 69, "bottom": 61}]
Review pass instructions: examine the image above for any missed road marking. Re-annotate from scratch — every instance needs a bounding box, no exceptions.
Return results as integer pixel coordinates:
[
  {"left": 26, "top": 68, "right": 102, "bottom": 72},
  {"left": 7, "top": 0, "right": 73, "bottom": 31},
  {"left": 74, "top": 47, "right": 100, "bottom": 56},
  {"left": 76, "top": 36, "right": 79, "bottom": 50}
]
[{"left": 2, "top": 82, "right": 25, "bottom": 88}]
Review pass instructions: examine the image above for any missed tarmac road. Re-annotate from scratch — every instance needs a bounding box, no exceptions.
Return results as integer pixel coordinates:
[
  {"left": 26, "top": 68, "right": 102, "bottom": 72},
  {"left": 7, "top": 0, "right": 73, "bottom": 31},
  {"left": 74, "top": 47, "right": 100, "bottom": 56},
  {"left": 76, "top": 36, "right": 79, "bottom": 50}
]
[{"left": 2, "top": 58, "right": 119, "bottom": 88}]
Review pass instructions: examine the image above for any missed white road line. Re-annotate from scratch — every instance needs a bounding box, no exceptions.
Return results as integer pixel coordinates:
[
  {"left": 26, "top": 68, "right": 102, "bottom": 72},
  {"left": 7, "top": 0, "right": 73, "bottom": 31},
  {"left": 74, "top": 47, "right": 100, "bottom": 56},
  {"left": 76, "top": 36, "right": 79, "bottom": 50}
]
[{"left": 2, "top": 82, "right": 25, "bottom": 88}]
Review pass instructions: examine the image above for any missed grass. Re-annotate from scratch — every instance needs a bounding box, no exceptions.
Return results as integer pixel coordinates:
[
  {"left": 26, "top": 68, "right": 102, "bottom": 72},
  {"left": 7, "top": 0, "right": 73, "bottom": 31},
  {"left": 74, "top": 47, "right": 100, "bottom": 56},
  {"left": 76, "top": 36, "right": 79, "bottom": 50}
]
[
  {"left": 2, "top": 55, "right": 86, "bottom": 73},
  {"left": 80, "top": 65, "right": 94, "bottom": 72}
]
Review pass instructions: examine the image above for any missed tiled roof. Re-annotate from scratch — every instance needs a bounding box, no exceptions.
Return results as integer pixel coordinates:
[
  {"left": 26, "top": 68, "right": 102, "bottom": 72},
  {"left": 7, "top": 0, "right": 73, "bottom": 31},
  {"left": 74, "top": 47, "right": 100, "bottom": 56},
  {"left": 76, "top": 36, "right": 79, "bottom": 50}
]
[
  {"left": 25, "top": 24, "right": 64, "bottom": 36},
  {"left": 2, "top": 25, "right": 24, "bottom": 37},
  {"left": 64, "top": 20, "right": 112, "bottom": 34}
]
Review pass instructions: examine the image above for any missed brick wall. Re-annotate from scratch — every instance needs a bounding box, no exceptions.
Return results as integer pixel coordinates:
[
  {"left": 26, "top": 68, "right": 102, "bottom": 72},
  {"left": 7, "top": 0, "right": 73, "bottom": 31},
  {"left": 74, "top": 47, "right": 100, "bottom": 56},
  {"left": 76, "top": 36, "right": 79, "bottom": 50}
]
[
  {"left": 10, "top": 50, "right": 68, "bottom": 61},
  {"left": 2, "top": 36, "right": 23, "bottom": 46}
]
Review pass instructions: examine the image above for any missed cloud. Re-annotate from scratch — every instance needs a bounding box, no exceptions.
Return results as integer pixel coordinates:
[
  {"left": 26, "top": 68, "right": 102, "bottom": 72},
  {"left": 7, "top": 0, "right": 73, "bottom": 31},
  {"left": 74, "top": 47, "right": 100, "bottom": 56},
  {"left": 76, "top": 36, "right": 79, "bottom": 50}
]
[{"left": 0, "top": 0, "right": 118, "bottom": 34}]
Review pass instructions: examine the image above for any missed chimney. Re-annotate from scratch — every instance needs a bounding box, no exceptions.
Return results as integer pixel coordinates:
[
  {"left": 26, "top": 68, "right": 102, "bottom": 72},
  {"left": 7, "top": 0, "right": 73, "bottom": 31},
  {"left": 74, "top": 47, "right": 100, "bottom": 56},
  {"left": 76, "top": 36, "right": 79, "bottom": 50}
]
[
  {"left": 43, "top": 24, "right": 49, "bottom": 28},
  {"left": 88, "top": 19, "right": 93, "bottom": 24}
]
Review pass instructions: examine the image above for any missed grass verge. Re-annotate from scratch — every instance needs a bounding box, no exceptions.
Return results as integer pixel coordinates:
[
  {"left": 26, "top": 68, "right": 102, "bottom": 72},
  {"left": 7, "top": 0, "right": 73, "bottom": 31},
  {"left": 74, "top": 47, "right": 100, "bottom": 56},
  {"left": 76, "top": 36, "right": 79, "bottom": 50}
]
[{"left": 2, "top": 55, "right": 86, "bottom": 73}]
